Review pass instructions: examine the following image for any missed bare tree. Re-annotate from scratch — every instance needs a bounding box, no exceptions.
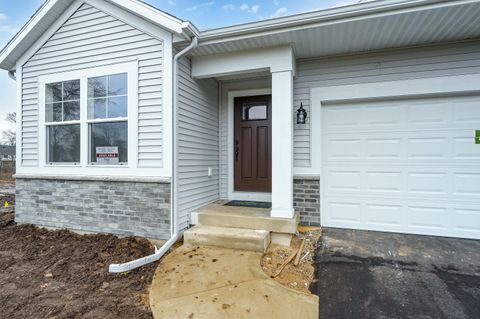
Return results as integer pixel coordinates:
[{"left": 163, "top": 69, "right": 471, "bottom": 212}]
[{"left": 2, "top": 112, "right": 16, "bottom": 146}]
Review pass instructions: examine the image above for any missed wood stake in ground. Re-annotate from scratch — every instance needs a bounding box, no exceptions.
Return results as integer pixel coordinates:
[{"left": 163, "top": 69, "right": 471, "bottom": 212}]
[
  {"left": 272, "top": 245, "right": 301, "bottom": 278},
  {"left": 294, "top": 239, "right": 306, "bottom": 266}
]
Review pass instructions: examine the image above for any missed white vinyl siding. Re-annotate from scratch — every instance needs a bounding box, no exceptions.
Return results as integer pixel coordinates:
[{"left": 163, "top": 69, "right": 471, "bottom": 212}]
[
  {"left": 294, "top": 40, "right": 480, "bottom": 167},
  {"left": 177, "top": 56, "right": 219, "bottom": 229},
  {"left": 21, "top": 3, "right": 164, "bottom": 167}
]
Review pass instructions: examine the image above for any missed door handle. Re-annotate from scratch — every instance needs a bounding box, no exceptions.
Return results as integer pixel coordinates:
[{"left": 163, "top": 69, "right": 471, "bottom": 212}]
[{"left": 235, "top": 140, "right": 239, "bottom": 161}]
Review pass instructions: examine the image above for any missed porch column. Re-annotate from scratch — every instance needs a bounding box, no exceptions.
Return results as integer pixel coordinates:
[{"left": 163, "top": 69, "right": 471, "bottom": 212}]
[{"left": 270, "top": 70, "right": 294, "bottom": 219}]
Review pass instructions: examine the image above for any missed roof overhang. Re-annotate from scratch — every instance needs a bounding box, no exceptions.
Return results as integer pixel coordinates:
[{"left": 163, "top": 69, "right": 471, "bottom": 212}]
[
  {"left": 191, "top": 0, "right": 480, "bottom": 58},
  {"left": 1, "top": 0, "right": 480, "bottom": 71},
  {"left": 0, "top": 0, "right": 192, "bottom": 71}
]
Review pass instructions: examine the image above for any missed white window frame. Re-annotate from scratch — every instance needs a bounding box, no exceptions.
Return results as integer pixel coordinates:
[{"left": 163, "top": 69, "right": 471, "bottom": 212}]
[
  {"left": 44, "top": 79, "right": 81, "bottom": 165},
  {"left": 38, "top": 61, "right": 138, "bottom": 171},
  {"left": 87, "top": 73, "right": 129, "bottom": 165}
]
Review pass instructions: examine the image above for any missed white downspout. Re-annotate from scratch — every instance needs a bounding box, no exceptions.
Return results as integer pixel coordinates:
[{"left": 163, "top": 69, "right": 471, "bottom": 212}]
[{"left": 109, "top": 36, "right": 198, "bottom": 273}]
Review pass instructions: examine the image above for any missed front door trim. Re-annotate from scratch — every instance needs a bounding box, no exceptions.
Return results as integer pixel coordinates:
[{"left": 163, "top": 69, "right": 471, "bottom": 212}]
[{"left": 228, "top": 89, "right": 272, "bottom": 202}]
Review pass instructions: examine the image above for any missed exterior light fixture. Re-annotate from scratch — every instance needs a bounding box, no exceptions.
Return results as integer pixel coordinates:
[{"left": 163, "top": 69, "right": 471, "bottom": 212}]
[{"left": 296, "top": 102, "right": 307, "bottom": 124}]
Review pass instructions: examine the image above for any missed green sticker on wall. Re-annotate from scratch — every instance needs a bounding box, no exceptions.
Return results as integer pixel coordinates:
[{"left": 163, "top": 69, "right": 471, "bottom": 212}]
[{"left": 476, "top": 130, "right": 480, "bottom": 145}]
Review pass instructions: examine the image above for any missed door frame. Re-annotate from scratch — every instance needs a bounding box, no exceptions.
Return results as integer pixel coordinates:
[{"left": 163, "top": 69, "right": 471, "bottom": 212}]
[{"left": 228, "top": 89, "right": 272, "bottom": 202}]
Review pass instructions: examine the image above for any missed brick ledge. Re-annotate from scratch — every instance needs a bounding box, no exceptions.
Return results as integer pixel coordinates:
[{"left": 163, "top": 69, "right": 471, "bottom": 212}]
[{"left": 14, "top": 174, "right": 171, "bottom": 184}]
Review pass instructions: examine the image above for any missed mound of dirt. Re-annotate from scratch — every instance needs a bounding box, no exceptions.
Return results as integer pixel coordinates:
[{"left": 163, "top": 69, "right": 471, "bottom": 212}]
[
  {"left": 261, "top": 227, "right": 322, "bottom": 294},
  {"left": 0, "top": 210, "right": 158, "bottom": 319}
]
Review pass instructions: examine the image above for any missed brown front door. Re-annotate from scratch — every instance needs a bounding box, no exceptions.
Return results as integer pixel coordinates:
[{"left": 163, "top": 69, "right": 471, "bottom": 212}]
[{"left": 234, "top": 95, "right": 272, "bottom": 192}]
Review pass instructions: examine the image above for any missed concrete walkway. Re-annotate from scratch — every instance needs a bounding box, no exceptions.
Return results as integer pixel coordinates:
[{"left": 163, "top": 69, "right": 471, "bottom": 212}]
[{"left": 150, "top": 245, "right": 319, "bottom": 318}]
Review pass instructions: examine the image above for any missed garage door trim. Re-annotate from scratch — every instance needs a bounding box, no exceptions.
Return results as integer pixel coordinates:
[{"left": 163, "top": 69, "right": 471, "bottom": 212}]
[{"left": 309, "top": 74, "right": 480, "bottom": 234}]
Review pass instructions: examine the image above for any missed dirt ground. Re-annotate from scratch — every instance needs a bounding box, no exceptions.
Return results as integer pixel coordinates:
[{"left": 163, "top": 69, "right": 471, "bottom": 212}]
[
  {"left": 261, "top": 226, "right": 322, "bottom": 294},
  {"left": 0, "top": 201, "right": 158, "bottom": 319}
]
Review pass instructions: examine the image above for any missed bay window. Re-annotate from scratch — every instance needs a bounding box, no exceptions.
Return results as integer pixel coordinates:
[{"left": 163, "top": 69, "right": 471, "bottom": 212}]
[{"left": 41, "top": 62, "right": 136, "bottom": 168}]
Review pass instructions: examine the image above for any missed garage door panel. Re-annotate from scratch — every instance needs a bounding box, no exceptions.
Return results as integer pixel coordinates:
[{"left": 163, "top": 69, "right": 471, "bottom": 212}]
[
  {"left": 325, "top": 170, "right": 362, "bottom": 192},
  {"left": 407, "top": 171, "right": 448, "bottom": 195},
  {"left": 325, "top": 201, "right": 362, "bottom": 224},
  {"left": 365, "top": 104, "right": 403, "bottom": 127},
  {"left": 453, "top": 172, "right": 480, "bottom": 197},
  {"left": 324, "top": 138, "right": 363, "bottom": 160},
  {"left": 365, "top": 137, "right": 402, "bottom": 160},
  {"left": 405, "top": 100, "right": 450, "bottom": 127},
  {"left": 323, "top": 105, "right": 364, "bottom": 130},
  {"left": 406, "top": 205, "right": 448, "bottom": 230},
  {"left": 366, "top": 170, "right": 403, "bottom": 194},
  {"left": 321, "top": 93, "right": 480, "bottom": 239},
  {"left": 453, "top": 136, "right": 480, "bottom": 159},
  {"left": 452, "top": 208, "right": 480, "bottom": 235},
  {"left": 365, "top": 203, "right": 403, "bottom": 227},
  {"left": 453, "top": 98, "right": 480, "bottom": 124},
  {"left": 325, "top": 132, "right": 476, "bottom": 164},
  {"left": 407, "top": 136, "right": 448, "bottom": 160}
]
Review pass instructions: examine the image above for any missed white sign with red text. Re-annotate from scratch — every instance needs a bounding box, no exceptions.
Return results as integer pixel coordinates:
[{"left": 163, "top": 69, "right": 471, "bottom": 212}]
[{"left": 96, "top": 146, "right": 119, "bottom": 165}]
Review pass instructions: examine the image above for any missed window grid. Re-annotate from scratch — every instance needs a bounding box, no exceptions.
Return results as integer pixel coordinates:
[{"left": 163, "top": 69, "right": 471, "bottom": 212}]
[{"left": 44, "top": 73, "right": 129, "bottom": 166}]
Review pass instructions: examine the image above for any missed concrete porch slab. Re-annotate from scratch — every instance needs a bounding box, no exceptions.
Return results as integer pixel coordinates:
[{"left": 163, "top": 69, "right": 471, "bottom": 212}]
[{"left": 150, "top": 245, "right": 318, "bottom": 319}]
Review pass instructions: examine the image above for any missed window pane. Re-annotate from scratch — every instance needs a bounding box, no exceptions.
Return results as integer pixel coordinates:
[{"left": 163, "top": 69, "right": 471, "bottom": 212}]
[
  {"left": 64, "top": 101, "right": 80, "bottom": 121},
  {"left": 63, "top": 80, "right": 80, "bottom": 101},
  {"left": 242, "top": 104, "right": 267, "bottom": 121},
  {"left": 88, "top": 76, "right": 107, "bottom": 98},
  {"left": 108, "top": 96, "right": 127, "bottom": 118},
  {"left": 108, "top": 73, "right": 127, "bottom": 96},
  {"left": 90, "top": 122, "right": 128, "bottom": 164},
  {"left": 88, "top": 98, "right": 107, "bottom": 119},
  {"left": 46, "top": 102, "right": 63, "bottom": 122},
  {"left": 46, "top": 82, "right": 62, "bottom": 103},
  {"left": 48, "top": 124, "right": 80, "bottom": 163}
]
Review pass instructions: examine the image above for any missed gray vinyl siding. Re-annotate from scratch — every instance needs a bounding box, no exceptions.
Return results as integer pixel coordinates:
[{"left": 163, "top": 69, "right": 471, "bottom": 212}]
[
  {"left": 21, "top": 3, "right": 164, "bottom": 167},
  {"left": 177, "top": 56, "right": 219, "bottom": 229},
  {"left": 293, "top": 40, "right": 480, "bottom": 167}
]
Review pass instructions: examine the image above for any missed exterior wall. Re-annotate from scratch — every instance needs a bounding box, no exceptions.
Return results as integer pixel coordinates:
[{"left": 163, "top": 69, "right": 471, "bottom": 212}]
[
  {"left": 20, "top": 3, "right": 165, "bottom": 169},
  {"left": 293, "top": 40, "right": 480, "bottom": 167},
  {"left": 177, "top": 56, "right": 219, "bottom": 229},
  {"left": 293, "top": 176, "right": 320, "bottom": 226},
  {"left": 15, "top": 178, "right": 171, "bottom": 239}
]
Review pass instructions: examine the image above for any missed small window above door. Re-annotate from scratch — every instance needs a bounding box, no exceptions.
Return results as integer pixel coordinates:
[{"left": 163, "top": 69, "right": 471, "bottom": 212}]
[{"left": 242, "top": 103, "right": 267, "bottom": 121}]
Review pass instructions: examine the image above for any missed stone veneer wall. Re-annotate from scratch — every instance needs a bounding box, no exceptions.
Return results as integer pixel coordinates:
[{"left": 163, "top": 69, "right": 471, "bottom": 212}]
[
  {"left": 293, "top": 176, "right": 320, "bottom": 226},
  {"left": 15, "top": 177, "right": 171, "bottom": 239}
]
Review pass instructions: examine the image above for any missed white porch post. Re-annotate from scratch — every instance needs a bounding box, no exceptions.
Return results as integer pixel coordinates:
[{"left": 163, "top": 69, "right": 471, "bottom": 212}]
[{"left": 270, "top": 70, "right": 294, "bottom": 219}]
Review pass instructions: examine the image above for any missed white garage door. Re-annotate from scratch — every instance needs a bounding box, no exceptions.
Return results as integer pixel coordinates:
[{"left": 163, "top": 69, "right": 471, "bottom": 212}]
[{"left": 322, "top": 94, "right": 480, "bottom": 239}]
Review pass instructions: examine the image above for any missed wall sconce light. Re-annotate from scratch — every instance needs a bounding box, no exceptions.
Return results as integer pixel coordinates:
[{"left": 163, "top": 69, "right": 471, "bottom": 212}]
[{"left": 296, "top": 102, "right": 307, "bottom": 124}]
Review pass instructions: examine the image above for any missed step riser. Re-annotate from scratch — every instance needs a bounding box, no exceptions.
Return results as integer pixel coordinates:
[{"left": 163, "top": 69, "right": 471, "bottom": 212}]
[
  {"left": 184, "top": 226, "right": 270, "bottom": 253},
  {"left": 193, "top": 212, "right": 299, "bottom": 234}
]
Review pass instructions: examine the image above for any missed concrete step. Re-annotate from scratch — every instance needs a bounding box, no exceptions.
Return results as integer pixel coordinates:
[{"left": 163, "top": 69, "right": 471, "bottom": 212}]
[
  {"left": 183, "top": 225, "right": 271, "bottom": 253},
  {"left": 191, "top": 205, "right": 299, "bottom": 234}
]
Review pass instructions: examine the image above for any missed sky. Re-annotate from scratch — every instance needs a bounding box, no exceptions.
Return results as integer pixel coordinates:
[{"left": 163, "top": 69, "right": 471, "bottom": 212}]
[{"left": 0, "top": 0, "right": 363, "bottom": 141}]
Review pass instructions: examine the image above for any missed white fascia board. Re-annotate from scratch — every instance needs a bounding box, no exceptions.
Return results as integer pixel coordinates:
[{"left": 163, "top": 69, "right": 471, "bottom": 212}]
[
  {"left": 103, "top": 0, "right": 184, "bottom": 34},
  {"left": 86, "top": 0, "right": 173, "bottom": 41},
  {"left": 192, "top": 46, "right": 295, "bottom": 79},
  {"left": 0, "top": 0, "right": 66, "bottom": 70},
  {"left": 16, "top": 0, "right": 84, "bottom": 68},
  {"left": 0, "top": 0, "right": 186, "bottom": 70},
  {"left": 16, "top": 0, "right": 174, "bottom": 69},
  {"left": 198, "top": 0, "right": 476, "bottom": 45}
]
